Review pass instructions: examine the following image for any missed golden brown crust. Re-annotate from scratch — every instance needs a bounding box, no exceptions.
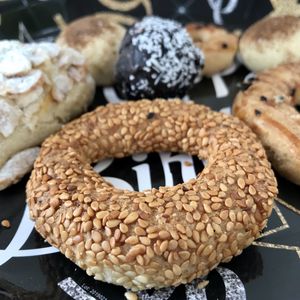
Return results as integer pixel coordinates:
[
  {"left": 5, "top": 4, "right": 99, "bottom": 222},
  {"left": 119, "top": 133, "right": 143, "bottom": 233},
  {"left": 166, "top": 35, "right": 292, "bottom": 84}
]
[
  {"left": 186, "top": 23, "right": 238, "bottom": 76},
  {"left": 56, "top": 14, "right": 126, "bottom": 86},
  {"left": 58, "top": 15, "right": 118, "bottom": 49},
  {"left": 26, "top": 99, "right": 277, "bottom": 291},
  {"left": 242, "top": 15, "right": 300, "bottom": 43},
  {"left": 233, "top": 63, "right": 300, "bottom": 185},
  {"left": 239, "top": 15, "right": 300, "bottom": 71}
]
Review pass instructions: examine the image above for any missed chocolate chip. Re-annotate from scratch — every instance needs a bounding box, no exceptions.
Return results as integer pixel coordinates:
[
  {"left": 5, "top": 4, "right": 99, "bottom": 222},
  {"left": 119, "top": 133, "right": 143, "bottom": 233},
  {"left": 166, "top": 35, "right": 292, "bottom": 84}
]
[
  {"left": 260, "top": 96, "right": 267, "bottom": 101},
  {"left": 255, "top": 109, "right": 261, "bottom": 116},
  {"left": 221, "top": 42, "right": 228, "bottom": 49},
  {"left": 290, "top": 88, "right": 296, "bottom": 96},
  {"left": 67, "top": 185, "right": 77, "bottom": 191},
  {"left": 147, "top": 112, "right": 155, "bottom": 119}
]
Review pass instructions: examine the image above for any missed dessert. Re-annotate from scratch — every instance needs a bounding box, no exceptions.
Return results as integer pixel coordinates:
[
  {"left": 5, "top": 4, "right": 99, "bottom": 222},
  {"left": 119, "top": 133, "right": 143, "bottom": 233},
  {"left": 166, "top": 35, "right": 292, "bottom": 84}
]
[{"left": 115, "top": 16, "right": 204, "bottom": 100}]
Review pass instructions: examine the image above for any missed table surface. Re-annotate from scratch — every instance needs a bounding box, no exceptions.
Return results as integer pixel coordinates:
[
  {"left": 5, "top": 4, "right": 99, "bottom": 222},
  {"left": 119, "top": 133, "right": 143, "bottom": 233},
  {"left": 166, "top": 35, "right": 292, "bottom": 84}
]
[{"left": 0, "top": 1, "right": 299, "bottom": 299}]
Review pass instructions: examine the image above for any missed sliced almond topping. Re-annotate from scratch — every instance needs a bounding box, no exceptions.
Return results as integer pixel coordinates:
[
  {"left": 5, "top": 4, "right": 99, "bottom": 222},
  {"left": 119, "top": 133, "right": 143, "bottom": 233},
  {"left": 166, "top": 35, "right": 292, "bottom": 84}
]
[{"left": 0, "top": 49, "right": 31, "bottom": 76}]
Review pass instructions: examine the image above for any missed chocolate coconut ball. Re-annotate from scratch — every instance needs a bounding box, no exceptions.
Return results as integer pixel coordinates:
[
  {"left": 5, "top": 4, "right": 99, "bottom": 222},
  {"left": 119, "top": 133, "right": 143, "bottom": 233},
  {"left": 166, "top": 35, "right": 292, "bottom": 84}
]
[{"left": 115, "top": 16, "right": 204, "bottom": 100}]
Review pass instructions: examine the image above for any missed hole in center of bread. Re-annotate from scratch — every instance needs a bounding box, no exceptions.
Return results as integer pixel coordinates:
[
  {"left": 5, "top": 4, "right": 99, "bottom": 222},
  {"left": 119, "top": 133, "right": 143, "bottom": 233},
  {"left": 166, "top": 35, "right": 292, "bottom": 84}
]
[{"left": 92, "top": 152, "right": 205, "bottom": 192}]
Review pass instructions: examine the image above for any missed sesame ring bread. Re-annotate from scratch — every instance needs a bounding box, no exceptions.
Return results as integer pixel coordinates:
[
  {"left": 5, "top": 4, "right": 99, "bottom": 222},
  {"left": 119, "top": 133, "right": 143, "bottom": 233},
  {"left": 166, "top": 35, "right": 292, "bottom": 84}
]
[
  {"left": 239, "top": 15, "right": 300, "bottom": 72},
  {"left": 0, "top": 40, "right": 95, "bottom": 191},
  {"left": 26, "top": 99, "right": 277, "bottom": 291},
  {"left": 186, "top": 23, "right": 238, "bottom": 76},
  {"left": 56, "top": 14, "right": 126, "bottom": 86},
  {"left": 233, "top": 63, "right": 300, "bottom": 185}
]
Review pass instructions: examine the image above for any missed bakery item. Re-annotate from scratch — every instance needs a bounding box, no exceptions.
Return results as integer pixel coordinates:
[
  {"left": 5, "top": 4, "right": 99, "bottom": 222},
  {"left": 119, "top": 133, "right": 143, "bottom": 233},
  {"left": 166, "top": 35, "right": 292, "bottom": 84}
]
[
  {"left": 0, "top": 40, "right": 95, "bottom": 190},
  {"left": 56, "top": 14, "right": 126, "bottom": 86},
  {"left": 186, "top": 23, "right": 238, "bottom": 76},
  {"left": 239, "top": 15, "right": 300, "bottom": 72},
  {"left": 115, "top": 16, "right": 204, "bottom": 100},
  {"left": 233, "top": 63, "right": 300, "bottom": 185},
  {"left": 27, "top": 99, "right": 277, "bottom": 291},
  {"left": 0, "top": 147, "right": 40, "bottom": 190}
]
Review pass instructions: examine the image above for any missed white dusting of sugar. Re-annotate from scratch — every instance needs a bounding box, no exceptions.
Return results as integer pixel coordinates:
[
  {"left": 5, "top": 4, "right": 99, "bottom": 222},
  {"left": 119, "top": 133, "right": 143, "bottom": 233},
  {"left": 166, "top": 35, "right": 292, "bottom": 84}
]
[
  {"left": 0, "top": 98, "right": 22, "bottom": 137},
  {"left": 1, "top": 70, "right": 43, "bottom": 95},
  {"left": 52, "top": 74, "right": 73, "bottom": 102},
  {"left": 0, "top": 40, "right": 87, "bottom": 137},
  {"left": 0, "top": 49, "right": 31, "bottom": 76},
  {"left": 58, "top": 47, "right": 85, "bottom": 67}
]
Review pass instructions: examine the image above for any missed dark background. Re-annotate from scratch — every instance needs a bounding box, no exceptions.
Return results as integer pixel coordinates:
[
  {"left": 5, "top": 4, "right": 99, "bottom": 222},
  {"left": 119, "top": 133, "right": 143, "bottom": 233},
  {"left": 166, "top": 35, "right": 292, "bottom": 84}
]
[{"left": 0, "top": 1, "right": 299, "bottom": 299}]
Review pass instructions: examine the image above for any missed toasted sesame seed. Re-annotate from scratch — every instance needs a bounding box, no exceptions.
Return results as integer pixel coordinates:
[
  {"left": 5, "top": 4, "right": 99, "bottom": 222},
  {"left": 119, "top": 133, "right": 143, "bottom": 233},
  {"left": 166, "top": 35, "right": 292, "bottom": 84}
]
[
  {"left": 124, "top": 212, "right": 139, "bottom": 224},
  {"left": 106, "top": 219, "right": 121, "bottom": 228},
  {"left": 160, "top": 240, "right": 169, "bottom": 252},
  {"left": 125, "top": 291, "right": 138, "bottom": 300},
  {"left": 92, "top": 231, "right": 102, "bottom": 243},
  {"left": 165, "top": 269, "right": 174, "bottom": 280},
  {"left": 140, "top": 236, "right": 151, "bottom": 246},
  {"left": 158, "top": 230, "right": 171, "bottom": 239},
  {"left": 1, "top": 219, "right": 11, "bottom": 228},
  {"left": 249, "top": 185, "right": 257, "bottom": 195},
  {"left": 176, "top": 224, "right": 186, "bottom": 234},
  {"left": 27, "top": 99, "right": 277, "bottom": 291},
  {"left": 225, "top": 198, "right": 233, "bottom": 208},
  {"left": 125, "top": 236, "right": 139, "bottom": 245},
  {"left": 237, "top": 178, "right": 246, "bottom": 189}
]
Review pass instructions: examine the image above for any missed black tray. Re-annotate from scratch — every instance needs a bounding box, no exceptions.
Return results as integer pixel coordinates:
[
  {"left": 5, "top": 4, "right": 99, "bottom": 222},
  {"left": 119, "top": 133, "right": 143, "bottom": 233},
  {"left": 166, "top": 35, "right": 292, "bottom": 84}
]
[{"left": 0, "top": 1, "right": 299, "bottom": 299}]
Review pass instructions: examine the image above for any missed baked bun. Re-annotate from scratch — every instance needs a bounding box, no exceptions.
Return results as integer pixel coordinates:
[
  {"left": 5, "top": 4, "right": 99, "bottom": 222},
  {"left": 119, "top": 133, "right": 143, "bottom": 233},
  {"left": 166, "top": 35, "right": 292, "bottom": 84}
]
[
  {"left": 56, "top": 14, "right": 126, "bottom": 86},
  {"left": 0, "top": 40, "right": 95, "bottom": 190},
  {"left": 186, "top": 23, "right": 238, "bottom": 76},
  {"left": 239, "top": 15, "right": 300, "bottom": 72},
  {"left": 233, "top": 63, "right": 300, "bottom": 185}
]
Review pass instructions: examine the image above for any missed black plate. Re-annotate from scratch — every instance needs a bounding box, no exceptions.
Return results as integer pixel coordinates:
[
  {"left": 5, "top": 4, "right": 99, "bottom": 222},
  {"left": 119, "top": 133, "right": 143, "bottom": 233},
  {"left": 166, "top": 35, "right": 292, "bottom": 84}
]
[{"left": 0, "top": 1, "right": 300, "bottom": 299}]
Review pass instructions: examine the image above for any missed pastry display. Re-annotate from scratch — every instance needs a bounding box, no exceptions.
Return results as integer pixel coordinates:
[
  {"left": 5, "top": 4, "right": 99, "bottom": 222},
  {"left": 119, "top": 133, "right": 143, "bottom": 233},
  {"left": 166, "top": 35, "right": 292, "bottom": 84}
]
[
  {"left": 27, "top": 99, "right": 277, "bottom": 291},
  {"left": 115, "top": 16, "right": 204, "bottom": 100},
  {"left": 186, "top": 23, "right": 238, "bottom": 76},
  {"left": 233, "top": 63, "right": 300, "bottom": 185},
  {"left": 239, "top": 15, "right": 300, "bottom": 72},
  {"left": 0, "top": 40, "right": 95, "bottom": 190},
  {"left": 56, "top": 14, "right": 126, "bottom": 86}
]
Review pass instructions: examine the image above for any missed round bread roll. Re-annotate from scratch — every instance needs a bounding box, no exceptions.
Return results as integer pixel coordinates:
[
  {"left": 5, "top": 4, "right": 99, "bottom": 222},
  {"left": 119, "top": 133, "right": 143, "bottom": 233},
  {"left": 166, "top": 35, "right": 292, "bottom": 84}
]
[
  {"left": 27, "top": 99, "right": 277, "bottom": 291},
  {"left": 239, "top": 15, "right": 300, "bottom": 72},
  {"left": 0, "top": 40, "right": 95, "bottom": 190},
  {"left": 186, "top": 23, "right": 238, "bottom": 76},
  {"left": 233, "top": 63, "right": 300, "bottom": 185},
  {"left": 56, "top": 14, "right": 126, "bottom": 86}
]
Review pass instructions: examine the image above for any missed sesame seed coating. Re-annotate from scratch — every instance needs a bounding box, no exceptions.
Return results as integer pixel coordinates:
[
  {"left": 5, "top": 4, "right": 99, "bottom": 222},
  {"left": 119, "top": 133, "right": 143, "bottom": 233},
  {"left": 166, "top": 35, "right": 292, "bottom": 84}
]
[{"left": 26, "top": 99, "right": 277, "bottom": 291}]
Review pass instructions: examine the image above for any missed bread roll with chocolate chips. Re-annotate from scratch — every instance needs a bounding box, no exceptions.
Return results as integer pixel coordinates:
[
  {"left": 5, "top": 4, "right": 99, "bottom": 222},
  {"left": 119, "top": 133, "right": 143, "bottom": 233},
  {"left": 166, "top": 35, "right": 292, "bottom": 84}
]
[
  {"left": 239, "top": 15, "right": 300, "bottom": 72},
  {"left": 186, "top": 23, "right": 238, "bottom": 76},
  {"left": 233, "top": 63, "right": 300, "bottom": 185},
  {"left": 56, "top": 14, "right": 126, "bottom": 86},
  {"left": 0, "top": 40, "right": 95, "bottom": 190}
]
